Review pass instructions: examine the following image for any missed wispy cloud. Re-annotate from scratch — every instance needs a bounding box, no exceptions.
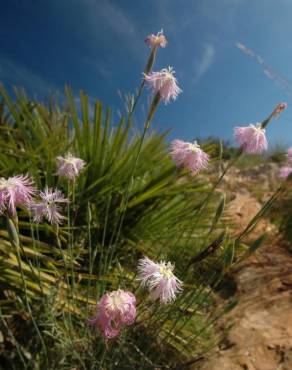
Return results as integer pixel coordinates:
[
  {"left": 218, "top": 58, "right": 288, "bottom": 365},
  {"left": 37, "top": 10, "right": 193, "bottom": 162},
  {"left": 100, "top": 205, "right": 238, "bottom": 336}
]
[
  {"left": 192, "top": 44, "right": 215, "bottom": 84},
  {"left": 82, "top": 56, "right": 113, "bottom": 83},
  {"left": 178, "top": 0, "right": 242, "bottom": 38},
  {"left": 96, "top": 64, "right": 113, "bottom": 82},
  {"left": 95, "top": 0, "right": 136, "bottom": 39},
  {"left": 0, "top": 56, "right": 55, "bottom": 96},
  {"left": 236, "top": 41, "right": 292, "bottom": 97},
  {"left": 83, "top": 0, "right": 143, "bottom": 58},
  {"left": 221, "top": 0, "right": 242, "bottom": 4}
]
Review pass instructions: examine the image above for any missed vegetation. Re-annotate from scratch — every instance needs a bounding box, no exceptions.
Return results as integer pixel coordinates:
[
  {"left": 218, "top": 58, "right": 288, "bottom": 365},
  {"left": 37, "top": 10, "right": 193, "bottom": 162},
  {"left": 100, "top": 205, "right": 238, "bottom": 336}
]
[{"left": 0, "top": 38, "right": 288, "bottom": 370}]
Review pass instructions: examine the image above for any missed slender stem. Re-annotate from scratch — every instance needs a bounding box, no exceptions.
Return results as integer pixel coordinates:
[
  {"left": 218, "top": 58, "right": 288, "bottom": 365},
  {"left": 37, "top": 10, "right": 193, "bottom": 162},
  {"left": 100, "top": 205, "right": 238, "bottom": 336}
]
[
  {"left": 29, "top": 213, "right": 43, "bottom": 293},
  {"left": 165, "top": 272, "right": 222, "bottom": 342},
  {"left": 99, "top": 344, "right": 107, "bottom": 369},
  {"left": 6, "top": 216, "right": 48, "bottom": 369},
  {"left": 67, "top": 180, "right": 75, "bottom": 303},
  {"left": 235, "top": 184, "right": 286, "bottom": 244},
  {"left": 97, "top": 193, "right": 112, "bottom": 299},
  {"left": 102, "top": 47, "right": 161, "bottom": 271},
  {"left": 126, "top": 45, "right": 158, "bottom": 121},
  {"left": 108, "top": 93, "right": 161, "bottom": 267},
  {"left": 0, "top": 307, "right": 27, "bottom": 369},
  {"left": 170, "top": 150, "right": 243, "bottom": 261},
  {"left": 86, "top": 201, "right": 92, "bottom": 310},
  {"left": 56, "top": 224, "right": 71, "bottom": 292},
  {"left": 193, "top": 151, "right": 242, "bottom": 225}
]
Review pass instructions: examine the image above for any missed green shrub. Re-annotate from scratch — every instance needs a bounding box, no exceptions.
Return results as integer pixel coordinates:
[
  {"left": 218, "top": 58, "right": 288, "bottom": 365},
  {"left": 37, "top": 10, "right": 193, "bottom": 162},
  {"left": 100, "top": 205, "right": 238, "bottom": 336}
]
[{"left": 0, "top": 66, "right": 283, "bottom": 369}]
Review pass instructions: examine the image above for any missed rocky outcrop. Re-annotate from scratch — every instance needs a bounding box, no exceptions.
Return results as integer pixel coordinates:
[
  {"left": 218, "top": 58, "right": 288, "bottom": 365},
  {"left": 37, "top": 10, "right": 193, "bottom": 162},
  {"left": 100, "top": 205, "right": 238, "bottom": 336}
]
[{"left": 196, "top": 164, "right": 292, "bottom": 370}]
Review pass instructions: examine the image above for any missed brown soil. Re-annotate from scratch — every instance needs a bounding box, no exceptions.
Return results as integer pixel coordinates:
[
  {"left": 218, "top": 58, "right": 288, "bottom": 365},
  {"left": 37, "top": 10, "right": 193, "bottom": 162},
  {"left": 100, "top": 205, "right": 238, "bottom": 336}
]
[{"left": 196, "top": 180, "right": 292, "bottom": 370}]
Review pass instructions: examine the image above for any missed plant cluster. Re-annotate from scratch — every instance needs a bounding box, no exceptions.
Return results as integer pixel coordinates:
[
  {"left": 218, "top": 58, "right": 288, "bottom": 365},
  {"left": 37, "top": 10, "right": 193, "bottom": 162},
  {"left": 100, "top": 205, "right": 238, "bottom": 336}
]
[{"left": 0, "top": 30, "right": 290, "bottom": 370}]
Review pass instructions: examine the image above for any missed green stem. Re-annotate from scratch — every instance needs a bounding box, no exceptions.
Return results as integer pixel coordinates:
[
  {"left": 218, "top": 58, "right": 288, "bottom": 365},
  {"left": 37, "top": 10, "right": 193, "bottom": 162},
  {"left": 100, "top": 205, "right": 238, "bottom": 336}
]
[
  {"left": 29, "top": 214, "right": 43, "bottom": 293},
  {"left": 86, "top": 201, "right": 92, "bottom": 310},
  {"left": 107, "top": 93, "right": 161, "bottom": 267},
  {"left": 56, "top": 224, "right": 71, "bottom": 294},
  {"left": 171, "top": 150, "right": 243, "bottom": 262},
  {"left": 103, "top": 46, "right": 161, "bottom": 269},
  {"left": 127, "top": 45, "right": 158, "bottom": 120},
  {"left": 235, "top": 184, "right": 286, "bottom": 244},
  {"left": 97, "top": 193, "right": 112, "bottom": 299},
  {"left": 67, "top": 180, "right": 75, "bottom": 303},
  {"left": 6, "top": 216, "right": 48, "bottom": 369},
  {"left": 164, "top": 272, "right": 222, "bottom": 343},
  {"left": 0, "top": 307, "right": 27, "bottom": 369}
]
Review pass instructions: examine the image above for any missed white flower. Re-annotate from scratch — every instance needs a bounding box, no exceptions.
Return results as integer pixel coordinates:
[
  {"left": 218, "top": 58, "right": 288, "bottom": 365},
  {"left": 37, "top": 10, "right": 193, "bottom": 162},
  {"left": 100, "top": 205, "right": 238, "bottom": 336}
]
[
  {"left": 137, "top": 256, "right": 183, "bottom": 304},
  {"left": 144, "top": 67, "right": 182, "bottom": 104}
]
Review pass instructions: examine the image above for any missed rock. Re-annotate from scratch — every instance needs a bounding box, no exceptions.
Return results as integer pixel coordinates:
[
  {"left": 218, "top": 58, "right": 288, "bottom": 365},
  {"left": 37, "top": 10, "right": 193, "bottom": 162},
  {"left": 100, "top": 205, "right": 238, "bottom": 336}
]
[{"left": 194, "top": 161, "right": 292, "bottom": 370}]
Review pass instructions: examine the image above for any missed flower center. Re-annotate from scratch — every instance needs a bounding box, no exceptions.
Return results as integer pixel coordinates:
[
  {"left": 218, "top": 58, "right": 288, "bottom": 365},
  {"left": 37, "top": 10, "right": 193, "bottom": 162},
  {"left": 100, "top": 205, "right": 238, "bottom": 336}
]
[
  {"left": 108, "top": 294, "right": 124, "bottom": 311},
  {"left": 162, "top": 67, "right": 175, "bottom": 82},
  {"left": 155, "top": 35, "right": 164, "bottom": 43},
  {"left": 0, "top": 179, "right": 8, "bottom": 190},
  {"left": 0, "top": 179, "right": 16, "bottom": 190},
  {"left": 159, "top": 265, "right": 173, "bottom": 279},
  {"left": 163, "top": 72, "right": 173, "bottom": 81},
  {"left": 251, "top": 123, "right": 265, "bottom": 133},
  {"left": 188, "top": 141, "right": 200, "bottom": 152},
  {"left": 64, "top": 158, "right": 75, "bottom": 165}
]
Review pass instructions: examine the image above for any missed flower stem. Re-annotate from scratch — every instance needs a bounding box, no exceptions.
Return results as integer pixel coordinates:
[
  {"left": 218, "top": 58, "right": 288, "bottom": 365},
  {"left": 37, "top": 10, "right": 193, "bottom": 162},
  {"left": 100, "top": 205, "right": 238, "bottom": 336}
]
[
  {"left": 109, "top": 92, "right": 161, "bottom": 261},
  {"left": 6, "top": 216, "right": 48, "bottom": 369}
]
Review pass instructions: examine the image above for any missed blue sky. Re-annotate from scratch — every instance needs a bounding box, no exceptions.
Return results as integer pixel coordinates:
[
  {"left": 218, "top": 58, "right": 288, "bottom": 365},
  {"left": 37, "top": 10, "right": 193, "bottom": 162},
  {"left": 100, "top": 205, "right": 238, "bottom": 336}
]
[{"left": 1, "top": 0, "right": 292, "bottom": 146}]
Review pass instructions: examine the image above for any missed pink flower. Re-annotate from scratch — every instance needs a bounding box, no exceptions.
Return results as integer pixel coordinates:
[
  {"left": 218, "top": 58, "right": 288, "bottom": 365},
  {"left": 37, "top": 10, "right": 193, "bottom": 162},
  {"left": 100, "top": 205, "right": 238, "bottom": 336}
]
[
  {"left": 145, "top": 29, "right": 167, "bottom": 48},
  {"left": 30, "top": 188, "right": 68, "bottom": 225},
  {"left": 170, "top": 140, "right": 209, "bottom": 173},
  {"left": 279, "top": 166, "right": 292, "bottom": 180},
  {"left": 137, "top": 256, "right": 183, "bottom": 304},
  {"left": 0, "top": 175, "right": 36, "bottom": 215},
  {"left": 57, "top": 153, "right": 86, "bottom": 180},
  {"left": 287, "top": 148, "right": 292, "bottom": 162},
  {"left": 88, "top": 290, "right": 136, "bottom": 339},
  {"left": 144, "top": 67, "right": 182, "bottom": 104},
  {"left": 234, "top": 124, "right": 268, "bottom": 154},
  {"left": 271, "top": 102, "right": 287, "bottom": 118}
]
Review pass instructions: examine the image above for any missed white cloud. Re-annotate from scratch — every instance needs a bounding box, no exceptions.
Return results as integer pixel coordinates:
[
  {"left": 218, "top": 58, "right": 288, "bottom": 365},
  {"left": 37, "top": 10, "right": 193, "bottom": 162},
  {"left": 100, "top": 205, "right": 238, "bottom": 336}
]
[{"left": 192, "top": 44, "right": 215, "bottom": 84}]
